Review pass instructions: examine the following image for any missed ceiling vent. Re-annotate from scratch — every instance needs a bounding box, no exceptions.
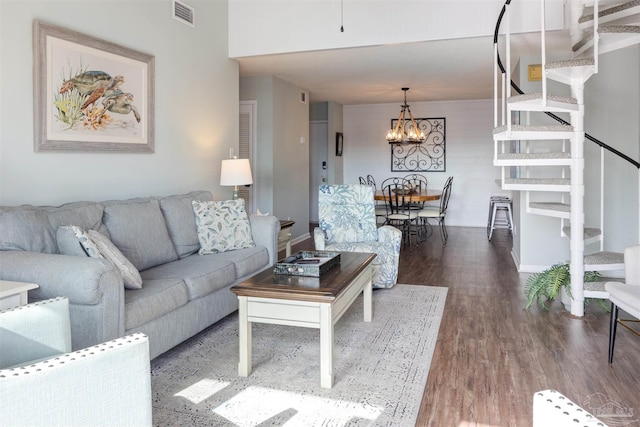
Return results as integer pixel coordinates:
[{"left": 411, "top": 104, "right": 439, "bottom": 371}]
[{"left": 173, "top": 0, "right": 195, "bottom": 27}]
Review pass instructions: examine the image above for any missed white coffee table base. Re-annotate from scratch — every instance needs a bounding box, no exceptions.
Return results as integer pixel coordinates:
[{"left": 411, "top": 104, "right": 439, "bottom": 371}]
[
  {"left": 237, "top": 266, "right": 372, "bottom": 388},
  {"left": 0, "top": 280, "right": 39, "bottom": 310}
]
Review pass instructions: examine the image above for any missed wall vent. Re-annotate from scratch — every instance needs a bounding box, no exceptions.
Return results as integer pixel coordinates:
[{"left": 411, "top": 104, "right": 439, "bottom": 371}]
[{"left": 173, "top": 0, "right": 195, "bottom": 27}]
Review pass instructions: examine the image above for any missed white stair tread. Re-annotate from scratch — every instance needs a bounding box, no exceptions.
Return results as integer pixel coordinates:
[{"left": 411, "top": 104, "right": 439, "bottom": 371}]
[
  {"left": 493, "top": 124, "right": 574, "bottom": 134},
  {"left": 584, "top": 281, "right": 610, "bottom": 299},
  {"left": 507, "top": 93, "right": 579, "bottom": 112},
  {"left": 562, "top": 226, "right": 602, "bottom": 239},
  {"left": 495, "top": 155, "right": 572, "bottom": 167},
  {"left": 545, "top": 58, "right": 596, "bottom": 85},
  {"left": 505, "top": 178, "right": 570, "bottom": 185},
  {"left": 529, "top": 202, "right": 570, "bottom": 212},
  {"left": 573, "top": 25, "right": 640, "bottom": 53},
  {"left": 584, "top": 251, "right": 625, "bottom": 267},
  {"left": 579, "top": 0, "right": 640, "bottom": 24},
  {"left": 493, "top": 124, "right": 575, "bottom": 141},
  {"left": 497, "top": 153, "right": 571, "bottom": 160}
]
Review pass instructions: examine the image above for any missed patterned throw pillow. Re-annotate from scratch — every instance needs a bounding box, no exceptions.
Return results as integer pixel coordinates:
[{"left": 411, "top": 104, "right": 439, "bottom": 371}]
[
  {"left": 86, "top": 230, "right": 143, "bottom": 290},
  {"left": 192, "top": 199, "right": 255, "bottom": 254}
]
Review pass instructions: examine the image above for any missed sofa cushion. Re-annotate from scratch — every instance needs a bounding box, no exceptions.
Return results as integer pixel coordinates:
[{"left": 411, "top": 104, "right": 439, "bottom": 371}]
[
  {"left": 103, "top": 200, "right": 178, "bottom": 271},
  {"left": 46, "top": 203, "right": 105, "bottom": 244},
  {"left": 140, "top": 255, "right": 237, "bottom": 300},
  {"left": 192, "top": 199, "right": 255, "bottom": 254},
  {"left": 0, "top": 208, "right": 56, "bottom": 253},
  {"left": 159, "top": 191, "right": 213, "bottom": 259},
  {"left": 124, "top": 279, "right": 189, "bottom": 330},
  {"left": 87, "top": 230, "right": 143, "bottom": 290},
  {"left": 211, "top": 246, "right": 269, "bottom": 279}
]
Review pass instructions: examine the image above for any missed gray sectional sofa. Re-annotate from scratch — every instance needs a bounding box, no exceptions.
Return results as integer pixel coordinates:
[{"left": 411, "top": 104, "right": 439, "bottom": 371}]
[{"left": 0, "top": 191, "right": 280, "bottom": 359}]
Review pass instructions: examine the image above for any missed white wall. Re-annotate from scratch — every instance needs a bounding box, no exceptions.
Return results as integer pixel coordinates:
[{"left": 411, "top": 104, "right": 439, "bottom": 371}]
[
  {"left": 585, "top": 47, "right": 640, "bottom": 251},
  {"left": 240, "top": 75, "right": 310, "bottom": 240},
  {"left": 344, "top": 99, "right": 507, "bottom": 227},
  {"left": 228, "top": 0, "right": 565, "bottom": 58},
  {"left": 0, "top": 0, "right": 238, "bottom": 205}
]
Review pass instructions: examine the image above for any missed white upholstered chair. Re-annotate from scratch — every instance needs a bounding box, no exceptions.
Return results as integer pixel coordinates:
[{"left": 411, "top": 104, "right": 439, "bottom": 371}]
[
  {"left": 605, "top": 244, "right": 640, "bottom": 364},
  {"left": 533, "top": 389, "right": 606, "bottom": 426},
  {"left": 0, "top": 297, "right": 152, "bottom": 426}
]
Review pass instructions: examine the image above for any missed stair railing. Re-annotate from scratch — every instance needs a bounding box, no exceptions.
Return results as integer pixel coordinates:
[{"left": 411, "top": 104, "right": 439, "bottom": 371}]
[{"left": 493, "top": 0, "right": 640, "bottom": 242}]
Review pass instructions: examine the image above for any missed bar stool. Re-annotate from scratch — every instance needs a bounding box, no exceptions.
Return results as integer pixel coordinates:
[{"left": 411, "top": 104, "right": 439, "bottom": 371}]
[{"left": 487, "top": 196, "right": 513, "bottom": 240}]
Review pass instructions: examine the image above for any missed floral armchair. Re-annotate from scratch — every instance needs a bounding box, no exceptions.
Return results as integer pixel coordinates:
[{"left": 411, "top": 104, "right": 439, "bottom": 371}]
[{"left": 314, "top": 184, "right": 402, "bottom": 288}]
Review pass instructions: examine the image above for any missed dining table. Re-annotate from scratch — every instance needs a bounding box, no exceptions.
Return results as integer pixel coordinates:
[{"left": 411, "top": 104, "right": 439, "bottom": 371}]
[{"left": 374, "top": 188, "right": 442, "bottom": 202}]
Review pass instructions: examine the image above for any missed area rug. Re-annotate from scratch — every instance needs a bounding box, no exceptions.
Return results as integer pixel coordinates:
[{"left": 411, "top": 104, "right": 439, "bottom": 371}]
[{"left": 151, "top": 284, "right": 448, "bottom": 426}]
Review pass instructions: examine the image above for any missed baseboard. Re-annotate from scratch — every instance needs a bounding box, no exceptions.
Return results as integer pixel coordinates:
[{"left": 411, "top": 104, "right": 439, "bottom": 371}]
[{"left": 291, "top": 232, "right": 310, "bottom": 247}]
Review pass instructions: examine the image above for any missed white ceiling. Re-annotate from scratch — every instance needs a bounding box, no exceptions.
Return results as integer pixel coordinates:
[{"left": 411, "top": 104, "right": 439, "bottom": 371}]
[{"left": 237, "top": 31, "right": 571, "bottom": 106}]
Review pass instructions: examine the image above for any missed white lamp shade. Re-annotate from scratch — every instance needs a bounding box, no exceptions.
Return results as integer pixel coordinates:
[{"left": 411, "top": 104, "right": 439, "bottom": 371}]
[{"left": 220, "top": 158, "right": 253, "bottom": 186}]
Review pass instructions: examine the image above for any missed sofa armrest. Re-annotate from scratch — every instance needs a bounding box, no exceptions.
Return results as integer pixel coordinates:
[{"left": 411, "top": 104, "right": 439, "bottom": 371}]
[
  {"left": 249, "top": 215, "right": 280, "bottom": 265},
  {"left": 0, "top": 251, "right": 125, "bottom": 350},
  {"left": 313, "top": 227, "right": 326, "bottom": 250},
  {"left": 0, "top": 333, "right": 152, "bottom": 427},
  {"left": 377, "top": 225, "right": 402, "bottom": 253}
]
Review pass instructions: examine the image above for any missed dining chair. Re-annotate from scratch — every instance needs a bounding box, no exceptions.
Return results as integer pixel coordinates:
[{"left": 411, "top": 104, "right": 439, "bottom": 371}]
[
  {"left": 605, "top": 244, "right": 640, "bottom": 363},
  {"left": 358, "top": 176, "right": 367, "bottom": 185},
  {"left": 366, "top": 174, "right": 376, "bottom": 187},
  {"left": 417, "top": 176, "right": 453, "bottom": 244},
  {"left": 381, "top": 177, "right": 419, "bottom": 246},
  {"left": 363, "top": 175, "right": 386, "bottom": 222},
  {"left": 403, "top": 174, "right": 429, "bottom": 210}
]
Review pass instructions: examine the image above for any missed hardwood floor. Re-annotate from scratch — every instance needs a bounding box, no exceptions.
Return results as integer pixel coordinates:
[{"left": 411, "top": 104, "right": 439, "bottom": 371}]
[{"left": 292, "top": 225, "right": 640, "bottom": 427}]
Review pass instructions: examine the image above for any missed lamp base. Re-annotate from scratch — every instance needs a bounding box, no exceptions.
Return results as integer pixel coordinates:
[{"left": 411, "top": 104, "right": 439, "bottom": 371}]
[{"left": 233, "top": 186, "right": 239, "bottom": 200}]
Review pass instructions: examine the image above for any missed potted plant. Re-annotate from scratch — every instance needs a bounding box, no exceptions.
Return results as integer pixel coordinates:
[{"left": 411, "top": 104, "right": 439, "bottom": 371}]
[{"left": 524, "top": 262, "right": 604, "bottom": 310}]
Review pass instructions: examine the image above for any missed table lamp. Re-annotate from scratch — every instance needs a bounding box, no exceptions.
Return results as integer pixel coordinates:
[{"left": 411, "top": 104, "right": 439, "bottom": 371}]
[{"left": 220, "top": 156, "right": 253, "bottom": 200}]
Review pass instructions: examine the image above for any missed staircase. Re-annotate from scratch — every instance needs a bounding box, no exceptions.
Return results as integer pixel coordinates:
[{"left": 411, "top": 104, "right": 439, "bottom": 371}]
[{"left": 493, "top": 0, "right": 640, "bottom": 316}]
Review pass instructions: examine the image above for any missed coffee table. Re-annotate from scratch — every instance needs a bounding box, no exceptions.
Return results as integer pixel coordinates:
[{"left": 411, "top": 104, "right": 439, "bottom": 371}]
[{"left": 230, "top": 251, "right": 376, "bottom": 388}]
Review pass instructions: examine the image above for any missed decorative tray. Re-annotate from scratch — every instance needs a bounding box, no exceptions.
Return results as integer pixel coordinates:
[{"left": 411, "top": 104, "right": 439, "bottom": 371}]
[{"left": 274, "top": 251, "right": 341, "bottom": 277}]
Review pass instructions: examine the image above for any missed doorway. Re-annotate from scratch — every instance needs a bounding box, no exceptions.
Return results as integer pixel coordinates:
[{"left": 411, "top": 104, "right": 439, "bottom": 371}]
[{"left": 309, "top": 120, "right": 328, "bottom": 223}]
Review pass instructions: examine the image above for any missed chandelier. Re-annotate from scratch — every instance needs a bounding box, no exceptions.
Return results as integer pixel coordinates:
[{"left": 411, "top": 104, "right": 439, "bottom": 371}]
[{"left": 385, "top": 87, "right": 426, "bottom": 143}]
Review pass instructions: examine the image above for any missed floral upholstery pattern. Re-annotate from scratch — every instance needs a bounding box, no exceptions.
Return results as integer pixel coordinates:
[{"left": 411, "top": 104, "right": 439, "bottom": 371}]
[
  {"left": 315, "top": 185, "right": 401, "bottom": 288},
  {"left": 192, "top": 199, "right": 255, "bottom": 254}
]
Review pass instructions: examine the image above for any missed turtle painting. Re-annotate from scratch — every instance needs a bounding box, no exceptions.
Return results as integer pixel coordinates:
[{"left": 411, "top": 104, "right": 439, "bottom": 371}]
[
  {"left": 55, "top": 65, "right": 143, "bottom": 131},
  {"left": 59, "top": 71, "right": 125, "bottom": 110},
  {"left": 99, "top": 92, "right": 141, "bottom": 123},
  {"left": 59, "top": 70, "right": 112, "bottom": 95}
]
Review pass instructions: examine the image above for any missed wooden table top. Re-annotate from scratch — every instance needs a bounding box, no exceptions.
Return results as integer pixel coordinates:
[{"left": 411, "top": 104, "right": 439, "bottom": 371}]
[
  {"left": 374, "top": 188, "right": 442, "bottom": 202},
  {"left": 230, "top": 252, "right": 376, "bottom": 303}
]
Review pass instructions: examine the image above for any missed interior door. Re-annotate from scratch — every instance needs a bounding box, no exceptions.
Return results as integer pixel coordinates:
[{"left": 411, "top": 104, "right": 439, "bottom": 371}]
[{"left": 309, "top": 120, "right": 328, "bottom": 222}]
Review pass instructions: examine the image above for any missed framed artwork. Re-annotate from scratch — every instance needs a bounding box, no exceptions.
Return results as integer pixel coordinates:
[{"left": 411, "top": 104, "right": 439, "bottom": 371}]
[
  {"left": 390, "top": 118, "right": 445, "bottom": 172},
  {"left": 336, "top": 132, "right": 343, "bottom": 156},
  {"left": 33, "top": 20, "right": 155, "bottom": 153}
]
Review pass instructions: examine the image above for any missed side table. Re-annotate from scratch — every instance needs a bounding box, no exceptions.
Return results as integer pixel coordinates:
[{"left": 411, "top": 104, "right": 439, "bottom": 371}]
[
  {"left": 0, "top": 280, "right": 39, "bottom": 310},
  {"left": 278, "top": 220, "right": 295, "bottom": 257}
]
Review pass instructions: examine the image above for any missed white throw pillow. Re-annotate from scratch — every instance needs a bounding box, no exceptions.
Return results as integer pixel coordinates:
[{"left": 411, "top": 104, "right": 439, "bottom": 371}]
[
  {"left": 86, "top": 230, "right": 143, "bottom": 290},
  {"left": 192, "top": 199, "right": 255, "bottom": 254}
]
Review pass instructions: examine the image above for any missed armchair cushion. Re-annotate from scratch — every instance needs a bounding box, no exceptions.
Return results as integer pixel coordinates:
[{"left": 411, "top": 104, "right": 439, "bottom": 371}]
[{"left": 318, "top": 185, "right": 378, "bottom": 243}]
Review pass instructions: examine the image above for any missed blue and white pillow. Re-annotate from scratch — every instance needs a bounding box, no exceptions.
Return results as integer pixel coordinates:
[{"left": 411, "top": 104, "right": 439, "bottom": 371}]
[{"left": 192, "top": 199, "right": 255, "bottom": 254}]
